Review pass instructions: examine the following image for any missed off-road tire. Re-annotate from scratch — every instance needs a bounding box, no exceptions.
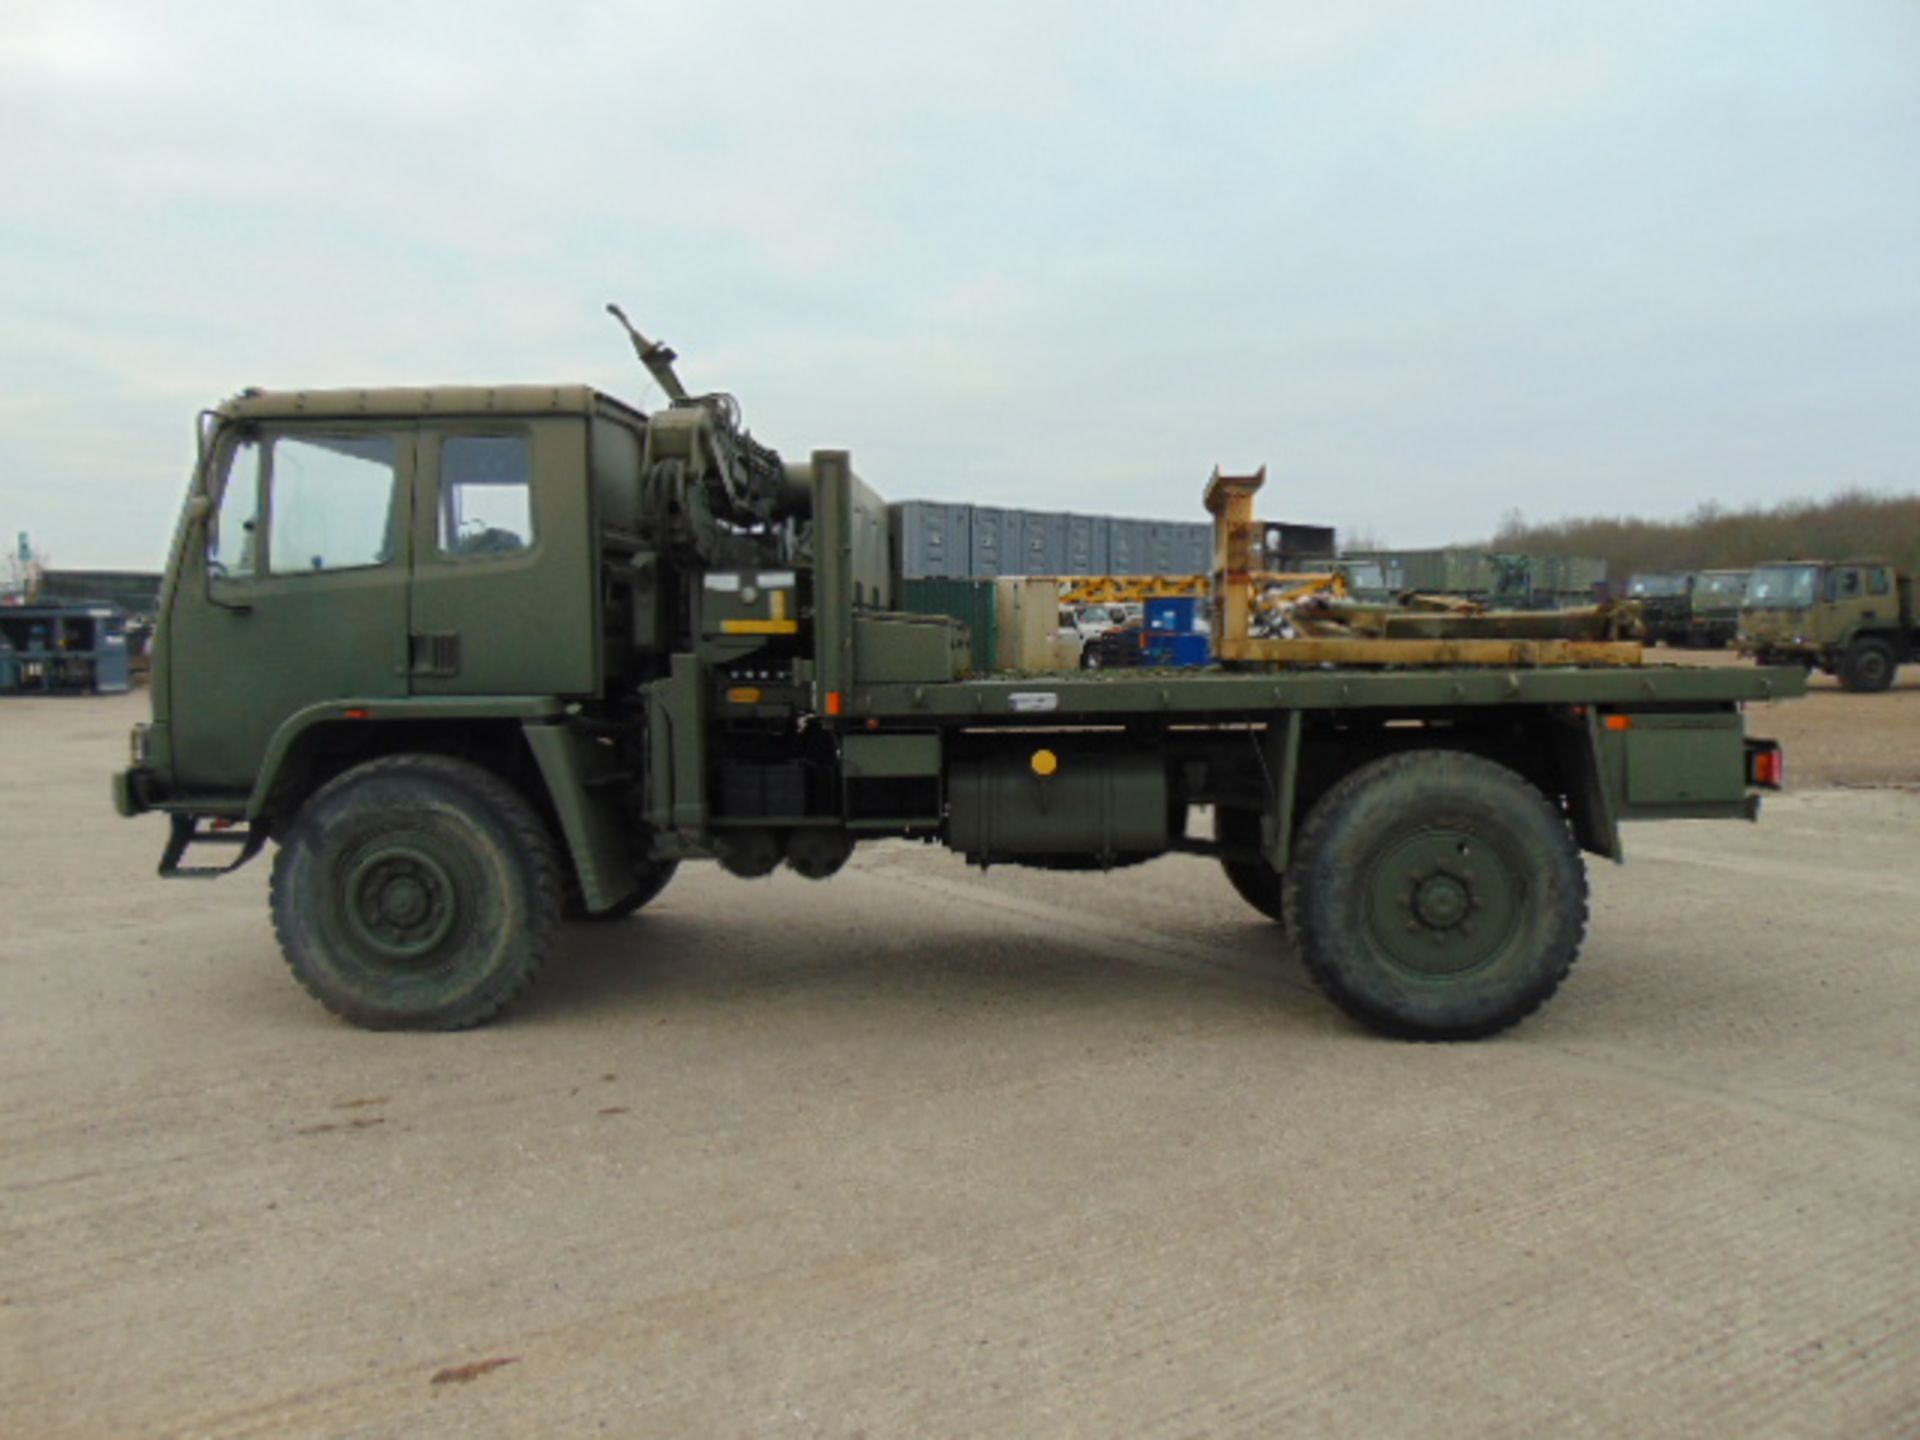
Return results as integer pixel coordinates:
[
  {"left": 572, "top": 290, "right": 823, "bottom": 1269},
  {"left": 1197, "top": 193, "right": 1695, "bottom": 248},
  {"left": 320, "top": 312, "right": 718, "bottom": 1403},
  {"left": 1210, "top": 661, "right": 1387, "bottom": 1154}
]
[
  {"left": 1283, "top": 750, "right": 1587, "bottom": 1040},
  {"left": 1217, "top": 807, "right": 1286, "bottom": 925},
  {"left": 570, "top": 860, "right": 679, "bottom": 921},
  {"left": 270, "top": 754, "right": 563, "bottom": 1030},
  {"left": 1839, "top": 637, "right": 1897, "bottom": 694}
]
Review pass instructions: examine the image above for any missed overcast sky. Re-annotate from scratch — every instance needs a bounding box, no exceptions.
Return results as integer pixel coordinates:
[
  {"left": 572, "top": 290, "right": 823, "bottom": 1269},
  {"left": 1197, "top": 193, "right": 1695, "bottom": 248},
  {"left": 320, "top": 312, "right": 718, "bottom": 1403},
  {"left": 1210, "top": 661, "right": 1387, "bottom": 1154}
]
[{"left": 3, "top": 0, "right": 1916, "bottom": 569}]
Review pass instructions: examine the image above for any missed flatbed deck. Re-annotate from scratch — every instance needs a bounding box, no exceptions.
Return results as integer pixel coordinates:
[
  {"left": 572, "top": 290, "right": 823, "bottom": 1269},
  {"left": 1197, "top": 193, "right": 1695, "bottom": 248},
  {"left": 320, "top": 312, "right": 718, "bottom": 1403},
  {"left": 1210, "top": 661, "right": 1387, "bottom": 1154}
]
[{"left": 854, "top": 662, "right": 1807, "bottom": 721}]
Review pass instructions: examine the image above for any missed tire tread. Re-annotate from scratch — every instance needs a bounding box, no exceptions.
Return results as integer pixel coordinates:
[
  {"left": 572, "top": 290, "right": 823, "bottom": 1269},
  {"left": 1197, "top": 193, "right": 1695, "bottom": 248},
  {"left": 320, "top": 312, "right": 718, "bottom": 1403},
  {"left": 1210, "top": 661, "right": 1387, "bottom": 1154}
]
[
  {"left": 1283, "top": 749, "right": 1588, "bottom": 1041},
  {"left": 270, "top": 753, "right": 563, "bottom": 1030}
]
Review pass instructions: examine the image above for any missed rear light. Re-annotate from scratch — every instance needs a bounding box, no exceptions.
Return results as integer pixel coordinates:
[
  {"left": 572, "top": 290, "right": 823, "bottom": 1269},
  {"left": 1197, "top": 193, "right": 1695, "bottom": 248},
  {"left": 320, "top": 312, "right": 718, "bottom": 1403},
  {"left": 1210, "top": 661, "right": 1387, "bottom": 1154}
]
[{"left": 1745, "top": 740, "right": 1784, "bottom": 790}]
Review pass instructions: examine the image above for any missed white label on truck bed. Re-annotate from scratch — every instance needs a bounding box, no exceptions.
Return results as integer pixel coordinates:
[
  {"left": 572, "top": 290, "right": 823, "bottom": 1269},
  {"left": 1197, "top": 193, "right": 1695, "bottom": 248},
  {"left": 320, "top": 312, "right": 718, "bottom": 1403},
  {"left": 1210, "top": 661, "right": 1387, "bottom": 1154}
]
[{"left": 1008, "top": 692, "right": 1059, "bottom": 713}]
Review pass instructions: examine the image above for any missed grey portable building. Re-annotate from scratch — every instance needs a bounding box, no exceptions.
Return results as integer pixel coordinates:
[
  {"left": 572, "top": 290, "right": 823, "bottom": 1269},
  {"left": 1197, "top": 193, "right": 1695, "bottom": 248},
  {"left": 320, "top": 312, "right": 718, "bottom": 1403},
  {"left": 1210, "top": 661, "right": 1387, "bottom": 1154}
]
[
  {"left": 890, "top": 502, "right": 973, "bottom": 580},
  {"left": 968, "top": 506, "right": 1016, "bottom": 577}
]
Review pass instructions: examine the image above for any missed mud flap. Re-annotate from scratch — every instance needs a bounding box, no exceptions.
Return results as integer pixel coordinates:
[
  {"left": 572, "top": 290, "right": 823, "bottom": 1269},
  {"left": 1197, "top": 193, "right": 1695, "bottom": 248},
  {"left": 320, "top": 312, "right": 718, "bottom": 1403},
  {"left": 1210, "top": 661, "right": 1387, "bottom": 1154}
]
[{"left": 522, "top": 721, "right": 640, "bottom": 914}]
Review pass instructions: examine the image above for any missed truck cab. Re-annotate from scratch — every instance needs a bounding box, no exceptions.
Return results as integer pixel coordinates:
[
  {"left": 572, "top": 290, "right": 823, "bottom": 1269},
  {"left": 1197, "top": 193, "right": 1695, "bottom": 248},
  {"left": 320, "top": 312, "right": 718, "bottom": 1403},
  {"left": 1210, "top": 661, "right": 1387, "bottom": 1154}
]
[
  {"left": 1624, "top": 571, "right": 1694, "bottom": 645},
  {"left": 1738, "top": 559, "right": 1912, "bottom": 691},
  {"left": 1687, "top": 569, "right": 1749, "bottom": 648},
  {"left": 147, "top": 388, "right": 607, "bottom": 803}
]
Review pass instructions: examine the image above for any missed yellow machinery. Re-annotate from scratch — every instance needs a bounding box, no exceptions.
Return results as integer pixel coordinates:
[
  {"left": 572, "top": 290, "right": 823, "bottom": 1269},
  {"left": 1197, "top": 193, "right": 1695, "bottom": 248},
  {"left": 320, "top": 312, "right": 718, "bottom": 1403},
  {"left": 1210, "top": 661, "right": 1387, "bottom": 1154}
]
[{"left": 1203, "top": 467, "right": 1643, "bottom": 668}]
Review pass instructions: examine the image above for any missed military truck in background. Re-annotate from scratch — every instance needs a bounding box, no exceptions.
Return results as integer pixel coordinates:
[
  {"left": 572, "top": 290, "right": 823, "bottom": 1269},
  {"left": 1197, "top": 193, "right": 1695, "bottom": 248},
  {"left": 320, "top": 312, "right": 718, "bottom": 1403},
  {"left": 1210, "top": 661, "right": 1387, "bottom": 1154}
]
[
  {"left": 1300, "top": 557, "right": 1397, "bottom": 604},
  {"left": 1739, "top": 559, "right": 1916, "bottom": 692},
  {"left": 1624, "top": 572, "right": 1692, "bottom": 644},
  {"left": 114, "top": 315, "right": 1802, "bottom": 1041},
  {"left": 1627, "top": 570, "right": 1749, "bottom": 649},
  {"left": 1687, "top": 570, "right": 1750, "bottom": 649}
]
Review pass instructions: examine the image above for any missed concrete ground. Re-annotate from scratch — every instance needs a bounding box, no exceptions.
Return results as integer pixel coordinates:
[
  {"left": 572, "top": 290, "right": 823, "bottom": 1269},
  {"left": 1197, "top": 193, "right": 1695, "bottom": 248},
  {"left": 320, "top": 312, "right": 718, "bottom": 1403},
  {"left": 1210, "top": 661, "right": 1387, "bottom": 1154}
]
[{"left": 2, "top": 691, "right": 1915, "bottom": 1438}]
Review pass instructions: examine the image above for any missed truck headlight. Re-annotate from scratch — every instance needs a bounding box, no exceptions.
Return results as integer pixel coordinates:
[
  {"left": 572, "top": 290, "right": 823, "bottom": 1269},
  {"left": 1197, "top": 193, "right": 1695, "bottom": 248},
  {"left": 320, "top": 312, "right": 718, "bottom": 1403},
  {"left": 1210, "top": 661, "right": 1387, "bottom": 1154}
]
[{"left": 130, "top": 723, "right": 151, "bottom": 767}]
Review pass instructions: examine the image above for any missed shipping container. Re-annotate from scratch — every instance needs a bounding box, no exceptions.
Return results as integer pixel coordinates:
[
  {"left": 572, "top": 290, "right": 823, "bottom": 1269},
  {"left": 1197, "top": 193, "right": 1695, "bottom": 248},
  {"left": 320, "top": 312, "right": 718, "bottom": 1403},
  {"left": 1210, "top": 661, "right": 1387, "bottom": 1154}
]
[
  {"left": 898, "top": 578, "right": 997, "bottom": 673},
  {"left": 1560, "top": 555, "right": 1608, "bottom": 593},
  {"left": 898, "top": 500, "right": 1301, "bottom": 584},
  {"left": 1017, "top": 511, "right": 1068, "bottom": 576},
  {"left": 1346, "top": 548, "right": 1497, "bottom": 596},
  {"left": 890, "top": 502, "right": 973, "bottom": 580},
  {"left": 1136, "top": 523, "right": 1161, "bottom": 575},
  {"left": 968, "top": 506, "right": 1015, "bottom": 577},
  {"left": 1173, "top": 524, "right": 1213, "bottom": 576},
  {"left": 1063, "top": 514, "right": 1109, "bottom": 576},
  {"left": 993, "top": 576, "right": 1073, "bottom": 671}
]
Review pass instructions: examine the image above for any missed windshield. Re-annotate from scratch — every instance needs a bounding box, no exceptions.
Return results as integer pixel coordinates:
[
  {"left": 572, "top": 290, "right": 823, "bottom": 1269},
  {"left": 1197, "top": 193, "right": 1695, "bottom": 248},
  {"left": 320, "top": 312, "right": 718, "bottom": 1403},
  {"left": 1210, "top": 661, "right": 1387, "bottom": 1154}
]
[
  {"left": 1342, "top": 562, "right": 1387, "bottom": 589},
  {"left": 1745, "top": 565, "right": 1817, "bottom": 608},
  {"left": 1695, "top": 572, "right": 1748, "bottom": 600},
  {"left": 1628, "top": 573, "right": 1688, "bottom": 598}
]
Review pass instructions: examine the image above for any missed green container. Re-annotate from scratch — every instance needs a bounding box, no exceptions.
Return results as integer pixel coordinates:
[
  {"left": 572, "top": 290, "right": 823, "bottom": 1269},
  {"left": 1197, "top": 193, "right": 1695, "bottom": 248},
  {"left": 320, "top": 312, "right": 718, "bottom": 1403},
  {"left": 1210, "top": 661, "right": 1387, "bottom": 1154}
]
[{"left": 899, "top": 579, "right": 998, "bottom": 674}]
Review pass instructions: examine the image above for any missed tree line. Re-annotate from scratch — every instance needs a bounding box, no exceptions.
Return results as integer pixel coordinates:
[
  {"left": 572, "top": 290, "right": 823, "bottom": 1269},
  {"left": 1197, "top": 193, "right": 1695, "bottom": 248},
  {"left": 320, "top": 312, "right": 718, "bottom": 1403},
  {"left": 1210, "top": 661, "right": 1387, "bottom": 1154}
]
[{"left": 1479, "top": 488, "right": 1920, "bottom": 581}]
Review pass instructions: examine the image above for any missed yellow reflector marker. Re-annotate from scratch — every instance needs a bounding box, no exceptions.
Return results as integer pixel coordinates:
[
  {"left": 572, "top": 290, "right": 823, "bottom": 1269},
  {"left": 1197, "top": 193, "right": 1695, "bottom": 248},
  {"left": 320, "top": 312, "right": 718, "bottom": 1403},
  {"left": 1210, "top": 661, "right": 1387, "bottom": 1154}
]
[
  {"left": 726, "top": 687, "right": 763, "bottom": 705},
  {"left": 1031, "top": 748, "right": 1059, "bottom": 777},
  {"left": 719, "top": 587, "right": 798, "bottom": 635}
]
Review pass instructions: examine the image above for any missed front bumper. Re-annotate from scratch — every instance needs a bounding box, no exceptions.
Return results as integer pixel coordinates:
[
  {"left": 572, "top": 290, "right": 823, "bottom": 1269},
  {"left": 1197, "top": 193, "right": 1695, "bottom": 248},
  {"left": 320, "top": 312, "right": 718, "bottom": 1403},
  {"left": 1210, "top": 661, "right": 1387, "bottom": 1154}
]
[{"left": 113, "top": 767, "right": 154, "bottom": 817}]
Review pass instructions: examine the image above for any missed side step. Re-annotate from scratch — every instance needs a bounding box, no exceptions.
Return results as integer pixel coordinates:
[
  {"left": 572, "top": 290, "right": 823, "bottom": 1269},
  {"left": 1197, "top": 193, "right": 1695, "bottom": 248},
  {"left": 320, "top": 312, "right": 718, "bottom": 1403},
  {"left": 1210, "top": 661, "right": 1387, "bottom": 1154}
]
[{"left": 160, "top": 813, "right": 269, "bottom": 878}]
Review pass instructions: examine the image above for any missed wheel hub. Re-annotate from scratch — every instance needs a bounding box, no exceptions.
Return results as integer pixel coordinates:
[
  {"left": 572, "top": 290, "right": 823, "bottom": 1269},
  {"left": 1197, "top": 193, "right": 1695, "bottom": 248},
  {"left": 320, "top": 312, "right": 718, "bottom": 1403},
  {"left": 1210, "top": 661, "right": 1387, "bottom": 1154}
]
[
  {"left": 344, "top": 846, "right": 457, "bottom": 962},
  {"left": 1412, "top": 873, "right": 1470, "bottom": 929},
  {"left": 1367, "top": 829, "right": 1519, "bottom": 977}
]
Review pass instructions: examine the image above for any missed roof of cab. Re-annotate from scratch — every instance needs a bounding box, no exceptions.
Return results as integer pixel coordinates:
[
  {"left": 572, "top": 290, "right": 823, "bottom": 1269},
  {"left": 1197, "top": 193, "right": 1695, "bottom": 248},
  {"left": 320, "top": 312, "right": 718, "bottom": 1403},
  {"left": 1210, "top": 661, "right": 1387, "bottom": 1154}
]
[{"left": 216, "top": 384, "right": 646, "bottom": 423}]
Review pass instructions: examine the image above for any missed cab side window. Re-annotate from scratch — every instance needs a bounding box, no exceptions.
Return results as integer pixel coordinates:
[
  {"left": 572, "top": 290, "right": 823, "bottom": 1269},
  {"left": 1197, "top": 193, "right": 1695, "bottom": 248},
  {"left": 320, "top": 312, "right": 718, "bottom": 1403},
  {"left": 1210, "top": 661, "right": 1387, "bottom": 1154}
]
[
  {"left": 439, "top": 435, "right": 533, "bottom": 558},
  {"left": 208, "top": 434, "right": 262, "bottom": 579},
  {"left": 269, "top": 435, "right": 400, "bottom": 574},
  {"left": 1825, "top": 568, "right": 1862, "bottom": 602},
  {"left": 1868, "top": 567, "right": 1891, "bottom": 597}
]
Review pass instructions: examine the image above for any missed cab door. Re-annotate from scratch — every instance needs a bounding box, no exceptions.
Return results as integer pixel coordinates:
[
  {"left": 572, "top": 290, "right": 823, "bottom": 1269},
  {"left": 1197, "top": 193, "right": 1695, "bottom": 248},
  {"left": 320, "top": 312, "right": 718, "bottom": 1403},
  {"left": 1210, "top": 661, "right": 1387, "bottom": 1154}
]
[
  {"left": 1817, "top": 565, "right": 1867, "bottom": 647},
  {"left": 405, "top": 417, "right": 595, "bottom": 697},
  {"left": 166, "top": 422, "right": 414, "bottom": 793}
]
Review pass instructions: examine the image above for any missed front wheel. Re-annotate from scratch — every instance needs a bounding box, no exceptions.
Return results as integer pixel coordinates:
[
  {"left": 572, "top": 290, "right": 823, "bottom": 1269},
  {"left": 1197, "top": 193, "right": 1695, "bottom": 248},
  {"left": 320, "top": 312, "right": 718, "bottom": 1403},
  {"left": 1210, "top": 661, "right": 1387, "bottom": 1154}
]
[
  {"left": 270, "top": 754, "right": 563, "bottom": 1030},
  {"left": 1839, "top": 637, "right": 1897, "bottom": 693},
  {"left": 1284, "top": 750, "right": 1587, "bottom": 1040}
]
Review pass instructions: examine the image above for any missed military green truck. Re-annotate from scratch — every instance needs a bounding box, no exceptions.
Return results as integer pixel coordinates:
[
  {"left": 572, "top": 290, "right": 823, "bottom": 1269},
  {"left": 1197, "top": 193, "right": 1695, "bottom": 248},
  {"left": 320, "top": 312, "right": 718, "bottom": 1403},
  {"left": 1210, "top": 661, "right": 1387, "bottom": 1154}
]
[
  {"left": 1626, "top": 569, "right": 1750, "bottom": 649},
  {"left": 114, "top": 319, "right": 1804, "bottom": 1040},
  {"left": 1624, "top": 571, "right": 1693, "bottom": 645},
  {"left": 1687, "top": 569, "right": 1750, "bottom": 649},
  {"left": 1739, "top": 559, "right": 1916, "bottom": 692}
]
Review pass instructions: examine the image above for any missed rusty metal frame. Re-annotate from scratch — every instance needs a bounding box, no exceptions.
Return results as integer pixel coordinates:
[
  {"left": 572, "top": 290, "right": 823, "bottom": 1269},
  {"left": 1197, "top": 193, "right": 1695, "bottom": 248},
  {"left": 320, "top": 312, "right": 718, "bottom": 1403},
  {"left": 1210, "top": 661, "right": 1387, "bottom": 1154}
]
[{"left": 1204, "top": 466, "right": 1644, "bottom": 669}]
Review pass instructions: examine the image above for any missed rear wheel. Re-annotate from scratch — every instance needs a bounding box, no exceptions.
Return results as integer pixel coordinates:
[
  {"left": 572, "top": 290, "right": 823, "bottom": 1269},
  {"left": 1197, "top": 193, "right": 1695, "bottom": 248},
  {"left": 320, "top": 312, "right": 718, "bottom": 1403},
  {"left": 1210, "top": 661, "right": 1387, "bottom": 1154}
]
[
  {"left": 1839, "top": 637, "right": 1897, "bottom": 693},
  {"left": 1217, "top": 807, "right": 1286, "bottom": 926},
  {"left": 1284, "top": 750, "right": 1587, "bottom": 1040},
  {"left": 270, "top": 754, "right": 562, "bottom": 1030}
]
